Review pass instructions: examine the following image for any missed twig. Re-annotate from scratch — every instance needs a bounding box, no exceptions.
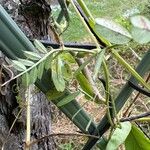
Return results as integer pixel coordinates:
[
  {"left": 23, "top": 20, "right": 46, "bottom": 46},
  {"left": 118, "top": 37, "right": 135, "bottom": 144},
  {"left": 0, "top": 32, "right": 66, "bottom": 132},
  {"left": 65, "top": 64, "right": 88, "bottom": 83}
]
[
  {"left": 1, "top": 48, "right": 95, "bottom": 87},
  {"left": 123, "top": 73, "right": 150, "bottom": 117},
  {"left": 27, "top": 132, "right": 99, "bottom": 147},
  {"left": 2, "top": 108, "right": 23, "bottom": 150},
  {"left": 70, "top": 0, "right": 99, "bottom": 48},
  {"left": 121, "top": 111, "right": 150, "bottom": 122}
]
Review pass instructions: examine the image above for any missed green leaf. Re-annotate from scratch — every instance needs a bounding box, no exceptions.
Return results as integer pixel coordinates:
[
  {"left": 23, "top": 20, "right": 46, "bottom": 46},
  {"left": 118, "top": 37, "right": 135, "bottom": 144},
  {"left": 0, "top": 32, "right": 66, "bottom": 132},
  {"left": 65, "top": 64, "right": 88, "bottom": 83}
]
[
  {"left": 24, "top": 51, "right": 41, "bottom": 60},
  {"left": 130, "top": 15, "right": 150, "bottom": 30},
  {"left": 76, "top": 73, "right": 94, "bottom": 99},
  {"left": 130, "top": 16, "right": 150, "bottom": 44},
  {"left": 60, "top": 52, "right": 76, "bottom": 63},
  {"left": 51, "top": 58, "right": 65, "bottom": 92},
  {"left": 57, "top": 57, "right": 66, "bottom": 89},
  {"left": 131, "top": 27, "right": 150, "bottom": 44},
  {"left": 125, "top": 124, "right": 150, "bottom": 150},
  {"left": 12, "top": 60, "right": 27, "bottom": 71},
  {"left": 74, "top": 55, "right": 95, "bottom": 76},
  {"left": 18, "top": 58, "right": 34, "bottom": 67},
  {"left": 95, "top": 18, "right": 132, "bottom": 44},
  {"left": 29, "top": 67, "right": 38, "bottom": 84},
  {"left": 21, "top": 72, "right": 30, "bottom": 87},
  {"left": 62, "top": 63, "right": 72, "bottom": 81},
  {"left": 56, "top": 91, "right": 80, "bottom": 107},
  {"left": 106, "top": 122, "right": 131, "bottom": 150},
  {"left": 44, "top": 54, "right": 54, "bottom": 70},
  {"left": 34, "top": 39, "right": 48, "bottom": 53},
  {"left": 93, "top": 49, "right": 105, "bottom": 81},
  {"left": 37, "top": 62, "right": 45, "bottom": 79}
]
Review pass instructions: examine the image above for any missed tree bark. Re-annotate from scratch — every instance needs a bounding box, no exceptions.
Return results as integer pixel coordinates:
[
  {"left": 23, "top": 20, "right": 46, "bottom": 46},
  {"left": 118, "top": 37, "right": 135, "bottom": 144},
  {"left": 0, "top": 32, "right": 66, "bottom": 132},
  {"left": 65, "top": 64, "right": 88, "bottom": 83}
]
[{"left": 0, "top": 0, "right": 56, "bottom": 149}]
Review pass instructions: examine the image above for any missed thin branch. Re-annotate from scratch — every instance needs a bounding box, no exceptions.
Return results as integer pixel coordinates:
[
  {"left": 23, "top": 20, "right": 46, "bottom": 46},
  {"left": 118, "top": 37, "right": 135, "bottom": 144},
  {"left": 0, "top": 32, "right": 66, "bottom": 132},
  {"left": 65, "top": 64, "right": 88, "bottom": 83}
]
[
  {"left": 1, "top": 48, "right": 95, "bottom": 87},
  {"left": 121, "top": 111, "right": 150, "bottom": 122},
  {"left": 28, "top": 132, "right": 99, "bottom": 147},
  {"left": 2, "top": 108, "right": 24, "bottom": 150},
  {"left": 123, "top": 73, "right": 150, "bottom": 117},
  {"left": 70, "top": 0, "right": 99, "bottom": 48}
]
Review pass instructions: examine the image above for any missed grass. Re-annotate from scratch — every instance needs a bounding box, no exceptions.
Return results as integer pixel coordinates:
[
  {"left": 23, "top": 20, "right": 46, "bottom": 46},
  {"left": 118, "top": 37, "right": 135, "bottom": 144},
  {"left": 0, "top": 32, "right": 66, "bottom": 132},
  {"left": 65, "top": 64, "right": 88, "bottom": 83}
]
[{"left": 52, "top": 0, "right": 148, "bottom": 42}]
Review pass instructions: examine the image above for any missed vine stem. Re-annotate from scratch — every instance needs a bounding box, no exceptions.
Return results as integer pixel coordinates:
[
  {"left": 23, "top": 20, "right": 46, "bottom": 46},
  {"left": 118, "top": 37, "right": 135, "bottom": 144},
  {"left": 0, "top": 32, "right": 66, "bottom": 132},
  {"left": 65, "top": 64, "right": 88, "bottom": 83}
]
[
  {"left": 112, "top": 50, "right": 150, "bottom": 91},
  {"left": 1, "top": 48, "right": 95, "bottom": 87},
  {"left": 28, "top": 132, "right": 99, "bottom": 147},
  {"left": 25, "top": 85, "right": 31, "bottom": 150},
  {"left": 103, "top": 61, "right": 114, "bottom": 126},
  {"left": 70, "top": 0, "right": 108, "bottom": 102},
  {"left": 123, "top": 73, "right": 150, "bottom": 117},
  {"left": 70, "top": 0, "right": 100, "bottom": 49},
  {"left": 70, "top": 0, "right": 114, "bottom": 124}
]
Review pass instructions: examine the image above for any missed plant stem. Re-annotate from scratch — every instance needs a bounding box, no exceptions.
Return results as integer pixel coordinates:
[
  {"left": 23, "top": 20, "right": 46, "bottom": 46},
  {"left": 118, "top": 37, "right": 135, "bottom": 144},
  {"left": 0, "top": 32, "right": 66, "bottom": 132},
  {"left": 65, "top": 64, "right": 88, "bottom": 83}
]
[
  {"left": 1, "top": 47, "right": 95, "bottom": 87},
  {"left": 70, "top": 0, "right": 99, "bottom": 48},
  {"left": 25, "top": 86, "right": 31, "bottom": 150},
  {"left": 102, "top": 61, "right": 114, "bottom": 126},
  {"left": 76, "top": 0, "right": 95, "bottom": 24},
  {"left": 121, "top": 111, "right": 150, "bottom": 122},
  {"left": 123, "top": 73, "right": 150, "bottom": 117},
  {"left": 28, "top": 132, "right": 99, "bottom": 147},
  {"left": 112, "top": 50, "right": 150, "bottom": 91}
]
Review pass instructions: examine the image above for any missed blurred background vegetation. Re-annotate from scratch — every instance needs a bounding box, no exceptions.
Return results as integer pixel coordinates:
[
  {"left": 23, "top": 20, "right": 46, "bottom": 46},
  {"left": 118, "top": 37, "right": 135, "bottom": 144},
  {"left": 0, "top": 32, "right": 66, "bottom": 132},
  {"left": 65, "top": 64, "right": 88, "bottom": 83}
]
[{"left": 52, "top": 0, "right": 148, "bottom": 42}]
